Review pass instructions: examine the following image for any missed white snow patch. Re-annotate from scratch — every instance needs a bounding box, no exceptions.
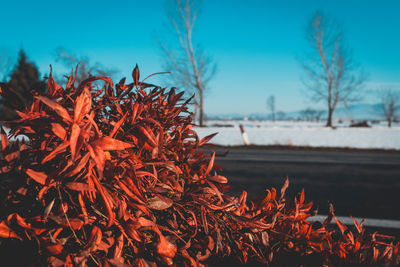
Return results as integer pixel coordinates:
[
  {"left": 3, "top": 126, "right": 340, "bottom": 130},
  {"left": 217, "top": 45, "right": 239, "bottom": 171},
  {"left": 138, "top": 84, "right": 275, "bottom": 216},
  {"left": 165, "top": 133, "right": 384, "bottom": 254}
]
[{"left": 196, "top": 121, "right": 400, "bottom": 150}]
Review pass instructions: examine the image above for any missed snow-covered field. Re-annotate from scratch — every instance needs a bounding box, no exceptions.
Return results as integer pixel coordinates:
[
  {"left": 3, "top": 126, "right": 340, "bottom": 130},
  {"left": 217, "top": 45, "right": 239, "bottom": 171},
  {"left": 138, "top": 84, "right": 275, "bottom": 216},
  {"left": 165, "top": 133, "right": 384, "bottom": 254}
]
[
  {"left": 3, "top": 120, "right": 399, "bottom": 150},
  {"left": 195, "top": 120, "right": 400, "bottom": 150}
]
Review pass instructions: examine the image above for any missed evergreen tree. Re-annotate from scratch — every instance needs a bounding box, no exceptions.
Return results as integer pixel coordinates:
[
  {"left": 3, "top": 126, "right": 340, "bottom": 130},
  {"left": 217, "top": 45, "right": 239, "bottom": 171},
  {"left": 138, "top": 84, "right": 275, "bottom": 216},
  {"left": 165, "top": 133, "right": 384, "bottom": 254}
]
[{"left": 0, "top": 49, "right": 45, "bottom": 121}]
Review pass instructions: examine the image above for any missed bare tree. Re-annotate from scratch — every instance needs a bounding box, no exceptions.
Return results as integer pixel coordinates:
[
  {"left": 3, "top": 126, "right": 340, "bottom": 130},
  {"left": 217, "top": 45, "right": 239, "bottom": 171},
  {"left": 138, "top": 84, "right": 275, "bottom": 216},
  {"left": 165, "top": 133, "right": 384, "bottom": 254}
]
[
  {"left": 158, "top": 0, "right": 216, "bottom": 127},
  {"left": 380, "top": 90, "right": 399, "bottom": 127},
  {"left": 301, "top": 11, "right": 365, "bottom": 127},
  {"left": 266, "top": 95, "right": 275, "bottom": 122},
  {"left": 276, "top": 111, "right": 286, "bottom": 121},
  {"left": 300, "top": 107, "right": 316, "bottom": 121},
  {"left": 55, "top": 47, "right": 117, "bottom": 84}
]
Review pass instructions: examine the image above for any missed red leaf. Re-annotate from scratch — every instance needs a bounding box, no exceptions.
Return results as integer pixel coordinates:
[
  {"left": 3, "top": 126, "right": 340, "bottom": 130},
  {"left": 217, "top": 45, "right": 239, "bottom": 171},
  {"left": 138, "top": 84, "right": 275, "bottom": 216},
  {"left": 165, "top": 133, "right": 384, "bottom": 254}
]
[
  {"left": 70, "top": 123, "right": 81, "bottom": 159},
  {"left": 74, "top": 87, "right": 92, "bottom": 123},
  {"left": 42, "top": 141, "right": 69, "bottom": 164},
  {"left": 65, "top": 152, "right": 90, "bottom": 177},
  {"left": 46, "top": 244, "right": 64, "bottom": 255},
  {"left": 110, "top": 112, "right": 128, "bottom": 138},
  {"left": 208, "top": 175, "right": 228, "bottom": 184},
  {"left": 280, "top": 176, "right": 289, "bottom": 199},
  {"left": 147, "top": 195, "right": 173, "bottom": 210},
  {"left": 132, "top": 64, "right": 140, "bottom": 86},
  {"left": 137, "top": 217, "right": 154, "bottom": 228},
  {"left": 94, "top": 136, "right": 133, "bottom": 151},
  {"left": 113, "top": 234, "right": 124, "bottom": 260},
  {"left": 299, "top": 188, "right": 305, "bottom": 204},
  {"left": 51, "top": 123, "right": 67, "bottom": 140},
  {"left": 25, "top": 169, "right": 47, "bottom": 185},
  {"left": 36, "top": 96, "right": 72, "bottom": 123},
  {"left": 66, "top": 182, "right": 96, "bottom": 192},
  {"left": 77, "top": 76, "right": 114, "bottom": 91},
  {"left": 350, "top": 216, "right": 363, "bottom": 234},
  {"left": 87, "top": 145, "right": 105, "bottom": 175},
  {"left": 4, "top": 151, "right": 20, "bottom": 162},
  {"left": 205, "top": 152, "right": 215, "bottom": 176},
  {"left": 46, "top": 66, "right": 63, "bottom": 97},
  {"left": 84, "top": 226, "right": 102, "bottom": 253},
  {"left": 199, "top": 132, "right": 218, "bottom": 146},
  {"left": 157, "top": 234, "right": 177, "bottom": 259},
  {"left": 0, "top": 221, "right": 21, "bottom": 239},
  {"left": 137, "top": 126, "right": 157, "bottom": 147},
  {"left": 1, "top": 127, "right": 9, "bottom": 151}
]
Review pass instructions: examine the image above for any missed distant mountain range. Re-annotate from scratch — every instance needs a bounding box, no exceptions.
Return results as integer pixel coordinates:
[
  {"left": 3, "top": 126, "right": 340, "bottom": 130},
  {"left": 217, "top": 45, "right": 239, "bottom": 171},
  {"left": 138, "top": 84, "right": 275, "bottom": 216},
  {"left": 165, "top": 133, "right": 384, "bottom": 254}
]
[{"left": 207, "top": 103, "right": 384, "bottom": 121}]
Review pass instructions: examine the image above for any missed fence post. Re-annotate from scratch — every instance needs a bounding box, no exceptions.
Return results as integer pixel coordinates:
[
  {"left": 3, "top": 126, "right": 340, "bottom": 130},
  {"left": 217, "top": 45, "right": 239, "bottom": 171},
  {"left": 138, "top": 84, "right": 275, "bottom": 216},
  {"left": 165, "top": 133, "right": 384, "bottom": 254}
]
[{"left": 239, "top": 124, "right": 250, "bottom": 146}]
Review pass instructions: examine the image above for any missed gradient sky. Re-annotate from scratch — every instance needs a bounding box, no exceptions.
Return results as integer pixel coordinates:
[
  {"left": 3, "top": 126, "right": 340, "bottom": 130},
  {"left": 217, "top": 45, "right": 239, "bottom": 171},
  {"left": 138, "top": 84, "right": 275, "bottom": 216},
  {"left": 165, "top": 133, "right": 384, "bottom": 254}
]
[{"left": 1, "top": 0, "right": 399, "bottom": 115}]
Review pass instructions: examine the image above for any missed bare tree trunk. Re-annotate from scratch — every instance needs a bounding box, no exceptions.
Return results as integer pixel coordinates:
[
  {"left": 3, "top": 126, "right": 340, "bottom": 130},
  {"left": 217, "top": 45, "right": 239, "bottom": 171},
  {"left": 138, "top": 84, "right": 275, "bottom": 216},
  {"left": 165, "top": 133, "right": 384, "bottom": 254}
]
[
  {"left": 159, "top": 0, "right": 216, "bottom": 128},
  {"left": 199, "top": 90, "right": 204, "bottom": 127},
  {"left": 301, "top": 12, "right": 364, "bottom": 128},
  {"left": 326, "top": 107, "right": 333, "bottom": 127},
  {"left": 193, "top": 102, "right": 199, "bottom": 125},
  {"left": 388, "top": 117, "right": 392, "bottom": 128}
]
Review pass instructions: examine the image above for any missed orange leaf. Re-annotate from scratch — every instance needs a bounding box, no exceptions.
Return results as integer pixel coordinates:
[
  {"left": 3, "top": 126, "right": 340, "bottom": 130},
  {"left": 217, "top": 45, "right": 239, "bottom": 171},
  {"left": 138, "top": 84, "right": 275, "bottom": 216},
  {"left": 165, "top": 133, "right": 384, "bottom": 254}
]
[
  {"left": 46, "top": 244, "right": 64, "bottom": 255},
  {"left": 110, "top": 112, "right": 128, "bottom": 138},
  {"left": 65, "top": 152, "right": 90, "bottom": 177},
  {"left": 280, "top": 176, "right": 289, "bottom": 199},
  {"left": 199, "top": 132, "right": 218, "bottom": 146},
  {"left": 1, "top": 127, "right": 9, "bottom": 151},
  {"left": 94, "top": 136, "right": 133, "bottom": 151},
  {"left": 51, "top": 123, "right": 67, "bottom": 140},
  {"left": 4, "top": 151, "right": 19, "bottom": 162},
  {"left": 147, "top": 195, "right": 173, "bottom": 210},
  {"left": 42, "top": 141, "right": 69, "bottom": 164},
  {"left": 70, "top": 123, "right": 81, "bottom": 159},
  {"left": 65, "top": 182, "right": 96, "bottom": 192},
  {"left": 88, "top": 145, "right": 106, "bottom": 175},
  {"left": 113, "top": 234, "right": 124, "bottom": 260},
  {"left": 36, "top": 96, "right": 72, "bottom": 123},
  {"left": 47, "top": 66, "right": 63, "bottom": 97},
  {"left": 84, "top": 226, "right": 102, "bottom": 253},
  {"left": 74, "top": 88, "right": 92, "bottom": 123},
  {"left": 299, "top": 188, "right": 305, "bottom": 204},
  {"left": 25, "top": 169, "right": 47, "bottom": 185},
  {"left": 137, "top": 126, "right": 157, "bottom": 147},
  {"left": 157, "top": 234, "right": 177, "bottom": 259},
  {"left": 137, "top": 217, "right": 154, "bottom": 228},
  {"left": 132, "top": 64, "right": 140, "bottom": 86},
  {"left": 350, "top": 216, "right": 363, "bottom": 234},
  {"left": 205, "top": 152, "right": 215, "bottom": 176},
  {"left": 0, "top": 221, "right": 20, "bottom": 240},
  {"left": 208, "top": 175, "right": 228, "bottom": 184},
  {"left": 77, "top": 76, "right": 114, "bottom": 92}
]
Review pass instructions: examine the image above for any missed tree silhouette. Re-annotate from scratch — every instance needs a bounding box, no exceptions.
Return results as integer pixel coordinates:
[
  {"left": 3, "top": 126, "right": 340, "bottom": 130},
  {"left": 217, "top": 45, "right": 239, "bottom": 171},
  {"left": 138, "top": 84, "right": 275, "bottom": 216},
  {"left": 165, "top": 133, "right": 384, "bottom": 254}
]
[
  {"left": 301, "top": 11, "right": 365, "bottom": 127},
  {"left": 379, "top": 89, "right": 399, "bottom": 127},
  {"left": 0, "top": 49, "right": 45, "bottom": 121},
  {"left": 158, "top": 0, "right": 217, "bottom": 127},
  {"left": 54, "top": 47, "right": 117, "bottom": 85},
  {"left": 266, "top": 95, "right": 276, "bottom": 122}
]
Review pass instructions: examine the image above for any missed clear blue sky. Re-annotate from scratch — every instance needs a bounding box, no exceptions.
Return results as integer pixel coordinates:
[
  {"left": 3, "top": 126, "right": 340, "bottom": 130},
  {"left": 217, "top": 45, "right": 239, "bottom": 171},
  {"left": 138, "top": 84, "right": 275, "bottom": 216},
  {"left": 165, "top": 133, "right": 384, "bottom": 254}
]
[{"left": 1, "top": 0, "right": 399, "bottom": 115}]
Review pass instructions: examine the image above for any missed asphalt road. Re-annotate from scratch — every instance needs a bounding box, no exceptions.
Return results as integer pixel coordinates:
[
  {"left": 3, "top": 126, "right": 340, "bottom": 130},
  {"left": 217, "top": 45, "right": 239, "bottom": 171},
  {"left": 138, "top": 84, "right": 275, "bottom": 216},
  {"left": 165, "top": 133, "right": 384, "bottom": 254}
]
[{"left": 210, "top": 147, "right": 400, "bottom": 221}]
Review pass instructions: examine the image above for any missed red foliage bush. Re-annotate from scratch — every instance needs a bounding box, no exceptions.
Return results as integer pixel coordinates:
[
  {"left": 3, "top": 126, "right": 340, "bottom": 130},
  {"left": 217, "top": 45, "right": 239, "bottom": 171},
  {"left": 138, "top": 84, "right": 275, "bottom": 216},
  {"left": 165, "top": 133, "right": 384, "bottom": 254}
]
[{"left": 0, "top": 66, "right": 398, "bottom": 266}]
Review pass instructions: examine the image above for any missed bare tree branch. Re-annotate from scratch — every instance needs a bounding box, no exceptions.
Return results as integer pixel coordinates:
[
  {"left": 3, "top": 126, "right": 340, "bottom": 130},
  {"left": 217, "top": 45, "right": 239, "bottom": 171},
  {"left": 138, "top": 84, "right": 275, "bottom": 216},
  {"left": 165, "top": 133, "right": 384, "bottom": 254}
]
[
  {"left": 158, "top": 0, "right": 217, "bottom": 126},
  {"left": 300, "top": 11, "right": 365, "bottom": 127},
  {"left": 54, "top": 47, "right": 118, "bottom": 85},
  {"left": 266, "top": 95, "right": 275, "bottom": 122},
  {"left": 379, "top": 89, "right": 399, "bottom": 127}
]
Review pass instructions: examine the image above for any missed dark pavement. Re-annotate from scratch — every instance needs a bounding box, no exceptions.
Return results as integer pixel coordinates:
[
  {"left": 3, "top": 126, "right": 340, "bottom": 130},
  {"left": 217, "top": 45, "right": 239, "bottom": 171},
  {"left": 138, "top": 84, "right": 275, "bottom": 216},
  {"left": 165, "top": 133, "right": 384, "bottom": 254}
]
[{"left": 210, "top": 147, "right": 400, "bottom": 220}]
